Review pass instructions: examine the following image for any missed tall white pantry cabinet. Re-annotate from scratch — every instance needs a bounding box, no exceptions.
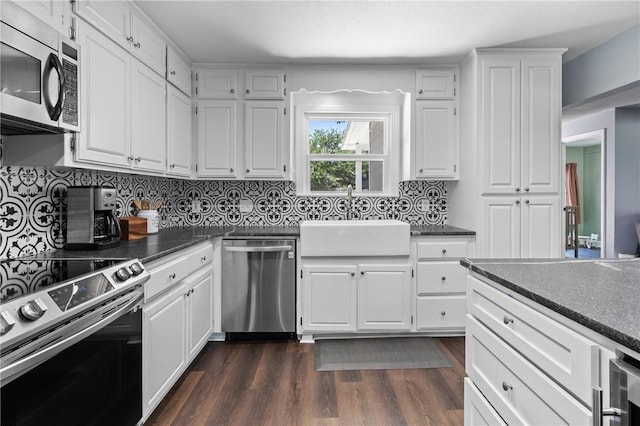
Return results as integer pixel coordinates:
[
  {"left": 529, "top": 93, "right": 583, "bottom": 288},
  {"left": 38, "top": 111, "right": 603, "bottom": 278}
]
[{"left": 449, "top": 48, "right": 566, "bottom": 258}]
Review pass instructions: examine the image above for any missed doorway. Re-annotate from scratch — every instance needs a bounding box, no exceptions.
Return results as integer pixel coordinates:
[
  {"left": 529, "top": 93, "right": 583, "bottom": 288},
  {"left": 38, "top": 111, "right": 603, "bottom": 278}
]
[{"left": 562, "top": 129, "right": 605, "bottom": 258}]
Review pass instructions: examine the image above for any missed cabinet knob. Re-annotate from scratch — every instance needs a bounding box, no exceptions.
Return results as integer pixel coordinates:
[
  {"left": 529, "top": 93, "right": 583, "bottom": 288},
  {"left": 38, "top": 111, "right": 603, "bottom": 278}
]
[
  {"left": 201, "top": 256, "right": 207, "bottom": 262},
  {"left": 525, "top": 199, "right": 530, "bottom": 204},
  {"left": 134, "top": 42, "right": 141, "bottom": 48},
  {"left": 419, "top": 168, "right": 424, "bottom": 173},
  {"left": 350, "top": 272, "right": 355, "bottom": 277},
  {"left": 246, "top": 89, "right": 250, "bottom": 94},
  {"left": 126, "top": 36, "right": 134, "bottom": 43},
  {"left": 515, "top": 200, "right": 520, "bottom": 205},
  {"left": 190, "top": 288, "right": 195, "bottom": 294},
  {"left": 441, "top": 249, "right": 447, "bottom": 254},
  {"left": 524, "top": 187, "right": 530, "bottom": 192},
  {"left": 502, "top": 382, "right": 513, "bottom": 392},
  {"left": 169, "top": 273, "right": 176, "bottom": 279},
  {"left": 169, "top": 163, "right": 175, "bottom": 169},
  {"left": 135, "top": 157, "right": 141, "bottom": 162},
  {"left": 127, "top": 155, "right": 134, "bottom": 161},
  {"left": 418, "top": 89, "right": 424, "bottom": 94},
  {"left": 361, "top": 271, "right": 365, "bottom": 275},
  {"left": 230, "top": 168, "right": 234, "bottom": 172},
  {"left": 230, "top": 89, "right": 235, "bottom": 94},
  {"left": 246, "top": 169, "right": 250, "bottom": 173},
  {"left": 170, "top": 70, "right": 176, "bottom": 75},
  {"left": 440, "top": 311, "right": 446, "bottom": 316},
  {"left": 503, "top": 316, "right": 514, "bottom": 325},
  {"left": 515, "top": 187, "right": 521, "bottom": 192},
  {"left": 441, "top": 276, "right": 446, "bottom": 281}
]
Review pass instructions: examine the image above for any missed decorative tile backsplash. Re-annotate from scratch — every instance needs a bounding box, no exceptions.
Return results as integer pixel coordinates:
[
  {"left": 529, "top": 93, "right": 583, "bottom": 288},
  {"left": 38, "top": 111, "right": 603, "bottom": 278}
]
[{"left": 0, "top": 166, "right": 447, "bottom": 260}]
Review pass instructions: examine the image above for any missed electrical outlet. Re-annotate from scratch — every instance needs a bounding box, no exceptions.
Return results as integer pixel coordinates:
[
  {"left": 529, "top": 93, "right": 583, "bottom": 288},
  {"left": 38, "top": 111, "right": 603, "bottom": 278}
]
[{"left": 191, "top": 200, "right": 201, "bottom": 213}]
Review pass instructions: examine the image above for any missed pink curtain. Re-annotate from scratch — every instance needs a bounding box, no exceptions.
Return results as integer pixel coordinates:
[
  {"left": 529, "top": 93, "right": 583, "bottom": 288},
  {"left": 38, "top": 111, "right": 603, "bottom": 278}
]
[{"left": 566, "top": 163, "right": 581, "bottom": 224}]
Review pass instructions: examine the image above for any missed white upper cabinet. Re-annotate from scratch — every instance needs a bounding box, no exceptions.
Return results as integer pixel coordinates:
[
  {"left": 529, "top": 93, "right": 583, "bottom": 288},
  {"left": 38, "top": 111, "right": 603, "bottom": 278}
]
[
  {"left": 131, "top": 58, "right": 166, "bottom": 173},
  {"left": 77, "top": 22, "right": 131, "bottom": 167},
  {"left": 166, "top": 86, "right": 192, "bottom": 177},
  {"left": 167, "top": 45, "right": 192, "bottom": 96},
  {"left": 73, "top": 0, "right": 166, "bottom": 75},
  {"left": 244, "top": 101, "right": 285, "bottom": 179},
  {"left": 416, "top": 69, "right": 457, "bottom": 99},
  {"left": 415, "top": 100, "right": 457, "bottom": 179},
  {"left": 195, "top": 69, "right": 238, "bottom": 99},
  {"left": 196, "top": 100, "right": 238, "bottom": 178},
  {"left": 244, "top": 70, "right": 285, "bottom": 99},
  {"left": 480, "top": 55, "right": 561, "bottom": 195},
  {"left": 9, "top": 0, "right": 67, "bottom": 35}
]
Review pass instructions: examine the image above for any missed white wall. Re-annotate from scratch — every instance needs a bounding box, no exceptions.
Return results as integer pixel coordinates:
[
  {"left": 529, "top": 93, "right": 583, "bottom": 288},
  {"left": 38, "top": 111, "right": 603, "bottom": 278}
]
[{"left": 562, "top": 25, "right": 640, "bottom": 107}]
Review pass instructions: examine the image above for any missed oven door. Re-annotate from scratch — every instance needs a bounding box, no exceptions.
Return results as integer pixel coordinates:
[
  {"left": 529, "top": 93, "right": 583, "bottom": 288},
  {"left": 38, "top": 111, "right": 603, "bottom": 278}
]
[
  {"left": 0, "top": 305, "right": 143, "bottom": 426},
  {"left": 0, "top": 21, "right": 65, "bottom": 134},
  {"left": 610, "top": 357, "right": 640, "bottom": 426}
]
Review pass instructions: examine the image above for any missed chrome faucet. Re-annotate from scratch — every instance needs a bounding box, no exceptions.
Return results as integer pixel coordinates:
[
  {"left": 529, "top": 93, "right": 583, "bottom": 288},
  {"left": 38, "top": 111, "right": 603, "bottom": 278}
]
[{"left": 346, "top": 184, "right": 353, "bottom": 220}]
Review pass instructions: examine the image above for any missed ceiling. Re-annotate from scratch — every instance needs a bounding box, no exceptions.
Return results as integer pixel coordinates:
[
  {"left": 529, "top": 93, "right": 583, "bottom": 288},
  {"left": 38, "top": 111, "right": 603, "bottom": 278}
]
[{"left": 134, "top": 0, "right": 640, "bottom": 65}]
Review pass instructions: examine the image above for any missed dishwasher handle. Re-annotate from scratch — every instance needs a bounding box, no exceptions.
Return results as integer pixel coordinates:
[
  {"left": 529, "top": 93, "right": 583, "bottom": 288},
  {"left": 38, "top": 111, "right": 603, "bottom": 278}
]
[{"left": 224, "top": 245, "right": 293, "bottom": 253}]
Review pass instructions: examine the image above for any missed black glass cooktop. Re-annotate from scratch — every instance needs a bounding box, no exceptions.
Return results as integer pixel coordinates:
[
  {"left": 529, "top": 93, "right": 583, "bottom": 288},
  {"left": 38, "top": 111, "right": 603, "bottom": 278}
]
[{"left": 0, "top": 258, "right": 126, "bottom": 303}]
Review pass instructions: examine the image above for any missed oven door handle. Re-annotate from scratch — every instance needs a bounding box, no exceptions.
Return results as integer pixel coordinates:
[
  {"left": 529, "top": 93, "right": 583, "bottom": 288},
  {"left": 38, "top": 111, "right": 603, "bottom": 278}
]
[
  {"left": 0, "top": 290, "right": 142, "bottom": 386},
  {"left": 224, "top": 245, "right": 293, "bottom": 253}
]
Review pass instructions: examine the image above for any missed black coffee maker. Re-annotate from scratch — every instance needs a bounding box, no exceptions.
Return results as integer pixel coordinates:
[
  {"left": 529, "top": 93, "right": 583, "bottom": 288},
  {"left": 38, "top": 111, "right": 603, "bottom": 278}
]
[{"left": 66, "top": 186, "right": 121, "bottom": 250}]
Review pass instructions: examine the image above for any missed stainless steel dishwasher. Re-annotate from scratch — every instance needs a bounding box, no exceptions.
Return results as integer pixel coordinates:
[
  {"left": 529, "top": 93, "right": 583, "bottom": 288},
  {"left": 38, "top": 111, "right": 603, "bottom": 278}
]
[{"left": 221, "top": 239, "right": 296, "bottom": 335}]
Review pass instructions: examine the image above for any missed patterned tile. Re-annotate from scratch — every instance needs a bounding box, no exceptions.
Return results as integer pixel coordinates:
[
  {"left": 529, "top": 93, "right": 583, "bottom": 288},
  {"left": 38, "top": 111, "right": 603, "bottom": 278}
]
[{"left": 0, "top": 166, "right": 447, "bottom": 259}]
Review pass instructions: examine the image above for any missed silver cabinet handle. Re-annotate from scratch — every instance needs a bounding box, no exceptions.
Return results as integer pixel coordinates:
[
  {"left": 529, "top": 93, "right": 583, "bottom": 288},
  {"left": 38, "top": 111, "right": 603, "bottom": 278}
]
[
  {"left": 515, "top": 200, "right": 521, "bottom": 205},
  {"left": 246, "top": 89, "right": 250, "bottom": 94},
  {"left": 230, "top": 89, "right": 235, "bottom": 94},
  {"left": 515, "top": 187, "right": 521, "bottom": 192},
  {"left": 134, "top": 42, "right": 141, "bottom": 48},
  {"left": 440, "top": 311, "right": 446, "bottom": 316},
  {"left": 246, "top": 168, "right": 250, "bottom": 173},
  {"left": 127, "top": 155, "right": 134, "bottom": 161},
  {"left": 441, "top": 276, "right": 446, "bottom": 281},
  {"left": 441, "top": 249, "right": 447, "bottom": 254},
  {"left": 592, "top": 387, "right": 621, "bottom": 426},
  {"left": 525, "top": 200, "right": 530, "bottom": 204},
  {"left": 170, "top": 70, "right": 176, "bottom": 75},
  {"left": 201, "top": 256, "right": 207, "bottom": 262},
  {"left": 419, "top": 168, "right": 424, "bottom": 173},
  {"left": 126, "top": 36, "right": 134, "bottom": 43},
  {"left": 169, "top": 163, "right": 175, "bottom": 169},
  {"left": 135, "top": 157, "right": 141, "bottom": 162},
  {"left": 350, "top": 272, "right": 355, "bottom": 277},
  {"left": 502, "top": 382, "right": 513, "bottom": 391},
  {"left": 169, "top": 273, "right": 176, "bottom": 279},
  {"left": 524, "top": 187, "right": 530, "bottom": 192},
  {"left": 230, "top": 168, "right": 234, "bottom": 172},
  {"left": 361, "top": 271, "right": 365, "bottom": 275},
  {"left": 503, "top": 316, "right": 514, "bottom": 325},
  {"left": 418, "top": 89, "right": 424, "bottom": 94}
]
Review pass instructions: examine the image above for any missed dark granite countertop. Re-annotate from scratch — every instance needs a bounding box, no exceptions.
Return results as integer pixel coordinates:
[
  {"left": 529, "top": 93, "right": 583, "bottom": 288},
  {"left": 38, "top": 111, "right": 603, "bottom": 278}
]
[
  {"left": 462, "top": 257, "right": 640, "bottom": 353},
  {"left": 410, "top": 225, "right": 476, "bottom": 236}
]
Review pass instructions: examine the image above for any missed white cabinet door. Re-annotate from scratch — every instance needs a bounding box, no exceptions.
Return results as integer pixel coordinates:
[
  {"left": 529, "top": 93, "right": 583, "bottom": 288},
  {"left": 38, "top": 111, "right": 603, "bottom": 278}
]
[
  {"left": 77, "top": 23, "right": 131, "bottom": 167},
  {"left": 196, "top": 100, "right": 238, "bottom": 178},
  {"left": 244, "top": 101, "right": 285, "bottom": 179},
  {"left": 130, "top": 12, "right": 166, "bottom": 76},
  {"left": 521, "top": 196, "right": 561, "bottom": 258},
  {"left": 142, "top": 284, "right": 187, "bottom": 419},
  {"left": 166, "top": 85, "right": 192, "bottom": 177},
  {"left": 480, "top": 197, "right": 521, "bottom": 258},
  {"left": 357, "top": 264, "right": 412, "bottom": 331},
  {"left": 415, "top": 100, "right": 457, "bottom": 179},
  {"left": 185, "top": 268, "right": 213, "bottom": 360},
  {"left": 480, "top": 58, "right": 521, "bottom": 195},
  {"left": 11, "top": 0, "right": 66, "bottom": 34},
  {"left": 464, "top": 378, "right": 507, "bottom": 426},
  {"left": 416, "top": 69, "right": 456, "bottom": 99},
  {"left": 167, "top": 46, "right": 192, "bottom": 96},
  {"left": 244, "top": 70, "right": 285, "bottom": 99},
  {"left": 131, "top": 60, "right": 166, "bottom": 172},
  {"left": 195, "top": 69, "right": 237, "bottom": 99},
  {"left": 302, "top": 265, "right": 357, "bottom": 332},
  {"left": 74, "top": 0, "right": 131, "bottom": 50},
  {"left": 521, "top": 56, "right": 561, "bottom": 194}
]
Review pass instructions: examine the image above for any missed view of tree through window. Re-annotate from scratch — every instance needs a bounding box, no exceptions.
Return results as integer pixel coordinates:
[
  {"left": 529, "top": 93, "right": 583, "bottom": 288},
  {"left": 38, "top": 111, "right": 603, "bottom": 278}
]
[{"left": 308, "top": 120, "right": 384, "bottom": 192}]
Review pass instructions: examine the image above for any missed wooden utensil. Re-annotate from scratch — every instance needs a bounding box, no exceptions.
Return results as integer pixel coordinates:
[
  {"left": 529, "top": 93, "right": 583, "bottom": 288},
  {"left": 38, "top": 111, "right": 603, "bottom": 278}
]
[
  {"left": 155, "top": 200, "right": 163, "bottom": 210},
  {"left": 133, "top": 199, "right": 142, "bottom": 210},
  {"left": 141, "top": 199, "right": 150, "bottom": 210}
]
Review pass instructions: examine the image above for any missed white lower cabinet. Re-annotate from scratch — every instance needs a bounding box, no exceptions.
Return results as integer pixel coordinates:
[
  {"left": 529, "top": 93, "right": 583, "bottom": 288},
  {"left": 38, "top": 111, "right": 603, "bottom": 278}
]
[
  {"left": 465, "top": 273, "right": 603, "bottom": 425},
  {"left": 300, "top": 261, "right": 411, "bottom": 334},
  {"left": 142, "top": 242, "right": 214, "bottom": 421},
  {"left": 464, "top": 378, "right": 506, "bottom": 426}
]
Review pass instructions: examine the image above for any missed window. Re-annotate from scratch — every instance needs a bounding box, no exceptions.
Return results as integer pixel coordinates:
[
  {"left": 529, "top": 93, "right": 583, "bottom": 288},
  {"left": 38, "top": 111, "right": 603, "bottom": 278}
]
[{"left": 292, "top": 90, "right": 407, "bottom": 196}]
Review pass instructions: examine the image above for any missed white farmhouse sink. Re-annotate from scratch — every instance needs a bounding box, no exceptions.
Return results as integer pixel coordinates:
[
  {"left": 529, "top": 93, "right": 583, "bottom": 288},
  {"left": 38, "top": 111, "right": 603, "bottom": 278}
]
[{"left": 300, "top": 220, "right": 410, "bottom": 257}]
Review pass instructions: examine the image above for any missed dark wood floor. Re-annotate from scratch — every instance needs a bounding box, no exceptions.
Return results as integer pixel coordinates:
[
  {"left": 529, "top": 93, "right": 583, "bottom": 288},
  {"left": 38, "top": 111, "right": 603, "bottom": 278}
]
[{"left": 145, "top": 337, "right": 466, "bottom": 426}]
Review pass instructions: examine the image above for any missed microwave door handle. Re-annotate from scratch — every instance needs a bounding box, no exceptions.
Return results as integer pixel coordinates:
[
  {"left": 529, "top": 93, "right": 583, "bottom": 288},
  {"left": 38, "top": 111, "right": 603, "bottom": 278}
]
[{"left": 43, "top": 53, "right": 65, "bottom": 121}]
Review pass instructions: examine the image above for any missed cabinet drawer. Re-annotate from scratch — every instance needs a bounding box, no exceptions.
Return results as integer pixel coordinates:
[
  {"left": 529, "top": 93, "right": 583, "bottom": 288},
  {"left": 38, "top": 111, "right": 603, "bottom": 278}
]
[
  {"left": 416, "top": 295, "right": 465, "bottom": 330},
  {"left": 416, "top": 240, "right": 470, "bottom": 259},
  {"left": 466, "top": 316, "right": 592, "bottom": 425},
  {"left": 416, "top": 261, "right": 467, "bottom": 294},
  {"left": 467, "top": 275, "right": 598, "bottom": 405},
  {"left": 464, "top": 378, "right": 506, "bottom": 426},
  {"left": 183, "top": 243, "right": 213, "bottom": 275}
]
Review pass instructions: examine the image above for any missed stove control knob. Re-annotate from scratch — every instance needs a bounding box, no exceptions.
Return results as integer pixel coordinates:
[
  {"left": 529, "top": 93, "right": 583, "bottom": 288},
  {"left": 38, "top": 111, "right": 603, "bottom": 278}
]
[
  {"left": 0, "top": 311, "right": 16, "bottom": 335},
  {"left": 19, "top": 298, "right": 48, "bottom": 321},
  {"left": 129, "top": 262, "right": 144, "bottom": 276},
  {"left": 115, "top": 267, "right": 132, "bottom": 282}
]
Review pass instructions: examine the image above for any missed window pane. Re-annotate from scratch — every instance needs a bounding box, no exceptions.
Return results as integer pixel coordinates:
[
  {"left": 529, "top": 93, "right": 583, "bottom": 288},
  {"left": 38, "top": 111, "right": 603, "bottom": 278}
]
[
  {"left": 308, "top": 120, "right": 384, "bottom": 155},
  {"left": 310, "top": 160, "right": 384, "bottom": 192}
]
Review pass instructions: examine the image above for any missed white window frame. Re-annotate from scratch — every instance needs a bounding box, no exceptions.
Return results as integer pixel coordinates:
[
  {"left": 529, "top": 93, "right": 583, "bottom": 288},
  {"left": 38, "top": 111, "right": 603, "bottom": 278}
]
[{"left": 292, "top": 90, "right": 404, "bottom": 197}]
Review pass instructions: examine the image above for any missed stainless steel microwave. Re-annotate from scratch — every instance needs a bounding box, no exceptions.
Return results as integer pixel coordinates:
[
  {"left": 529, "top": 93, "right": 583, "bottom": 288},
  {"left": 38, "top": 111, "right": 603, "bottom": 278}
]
[{"left": 0, "top": 2, "right": 79, "bottom": 135}]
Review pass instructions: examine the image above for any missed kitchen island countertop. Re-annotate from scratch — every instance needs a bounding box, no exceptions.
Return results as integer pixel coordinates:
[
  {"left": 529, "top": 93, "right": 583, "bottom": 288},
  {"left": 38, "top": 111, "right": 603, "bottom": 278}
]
[{"left": 462, "top": 257, "right": 640, "bottom": 353}]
